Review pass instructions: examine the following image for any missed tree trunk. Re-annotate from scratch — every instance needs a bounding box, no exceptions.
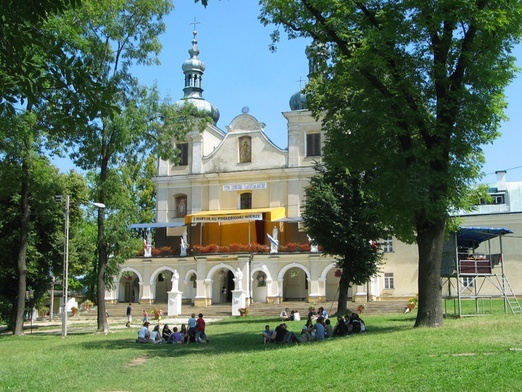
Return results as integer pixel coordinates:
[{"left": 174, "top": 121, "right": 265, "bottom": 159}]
[
  {"left": 96, "top": 198, "right": 108, "bottom": 333},
  {"left": 337, "top": 273, "right": 350, "bottom": 315},
  {"left": 13, "top": 160, "right": 31, "bottom": 335},
  {"left": 96, "top": 242, "right": 108, "bottom": 333},
  {"left": 414, "top": 217, "right": 445, "bottom": 327},
  {"left": 96, "top": 122, "right": 109, "bottom": 333}
]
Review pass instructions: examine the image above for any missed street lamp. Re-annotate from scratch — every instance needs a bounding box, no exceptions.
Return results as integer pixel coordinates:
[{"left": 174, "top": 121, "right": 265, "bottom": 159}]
[{"left": 57, "top": 195, "right": 105, "bottom": 337}]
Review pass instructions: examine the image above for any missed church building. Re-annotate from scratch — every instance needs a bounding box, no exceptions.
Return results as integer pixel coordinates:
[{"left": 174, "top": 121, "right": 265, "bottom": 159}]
[{"left": 111, "top": 29, "right": 522, "bottom": 315}]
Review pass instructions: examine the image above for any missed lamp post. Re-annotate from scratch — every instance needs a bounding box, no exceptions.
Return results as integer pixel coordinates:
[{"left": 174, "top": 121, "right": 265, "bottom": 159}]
[{"left": 58, "top": 195, "right": 105, "bottom": 337}]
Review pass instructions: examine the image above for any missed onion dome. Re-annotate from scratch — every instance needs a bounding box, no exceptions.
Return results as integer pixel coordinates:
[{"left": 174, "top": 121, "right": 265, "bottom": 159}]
[
  {"left": 289, "top": 90, "right": 307, "bottom": 111},
  {"left": 289, "top": 40, "right": 330, "bottom": 111},
  {"left": 174, "top": 29, "right": 220, "bottom": 124}
]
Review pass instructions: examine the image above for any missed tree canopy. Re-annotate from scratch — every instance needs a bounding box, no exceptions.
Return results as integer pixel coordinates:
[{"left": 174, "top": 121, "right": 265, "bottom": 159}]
[
  {"left": 260, "top": 0, "right": 522, "bottom": 326},
  {"left": 303, "top": 163, "right": 386, "bottom": 313}
]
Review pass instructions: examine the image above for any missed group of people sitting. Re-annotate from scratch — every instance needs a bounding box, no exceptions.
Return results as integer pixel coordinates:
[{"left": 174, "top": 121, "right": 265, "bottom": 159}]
[
  {"left": 136, "top": 313, "right": 209, "bottom": 344},
  {"left": 264, "top": 312, "right": 365, "bottom": 344},
  {"left": 280, "top": 305, "right": 329, "bottom": 322},
  {"left": 307, "top": 306, "right": 329, "bottom": 321},
  {"left": 279, "top": 308, "right": 301, "bottom": 321}
]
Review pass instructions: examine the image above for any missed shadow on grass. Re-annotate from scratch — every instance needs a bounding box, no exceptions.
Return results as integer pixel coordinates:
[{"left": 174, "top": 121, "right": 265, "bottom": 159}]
[{"left": 75, "top": 314, "right": 417, "bottom": 360}]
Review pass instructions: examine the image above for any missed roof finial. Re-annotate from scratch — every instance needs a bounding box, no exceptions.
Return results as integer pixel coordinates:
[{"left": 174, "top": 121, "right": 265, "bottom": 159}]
[
  {"left": 190, "top": 17, "right": 201, "bottom": 35},
  {"left": 296, "top": 76, "right": 306, "bottom": 89}
]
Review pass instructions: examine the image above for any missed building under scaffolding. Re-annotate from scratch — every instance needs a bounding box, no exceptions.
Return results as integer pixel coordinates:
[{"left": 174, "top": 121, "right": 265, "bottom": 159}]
[{"left": 441, "top": 226, "right": 522, "bottom": 316}]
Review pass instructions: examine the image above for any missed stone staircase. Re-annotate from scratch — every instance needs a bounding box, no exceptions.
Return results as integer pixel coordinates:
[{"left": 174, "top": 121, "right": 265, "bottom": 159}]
[{"left": 104, "top": 299, "right": 408, "bottom": 319}]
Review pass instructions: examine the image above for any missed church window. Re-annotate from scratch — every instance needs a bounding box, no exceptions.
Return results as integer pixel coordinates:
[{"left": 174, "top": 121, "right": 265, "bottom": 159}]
[
  {"left": 240, "top": 193, "right": 252, "bottom": 209},
  {"left": 306, "top": 133, "right": 321, "bottom": 156},
  {"left": 177, "top": 143, "right": 188, "bottom": 166},
  {"left": 239, "top": 136, "right": 252, "bottom": 163}
]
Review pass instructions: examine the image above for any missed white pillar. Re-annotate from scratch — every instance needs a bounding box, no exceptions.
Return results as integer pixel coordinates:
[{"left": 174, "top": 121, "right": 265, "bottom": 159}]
[
  {"left": 232, "top": 290, "right": 246, "bottom": 316},
  {"left": 168, "top": 291, "right": 183, "bottom": 316}
]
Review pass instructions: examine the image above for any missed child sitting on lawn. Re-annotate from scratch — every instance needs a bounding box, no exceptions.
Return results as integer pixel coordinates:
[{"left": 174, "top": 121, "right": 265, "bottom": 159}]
[{"left": 262, "top": 325, "right": 276, "bottom": 344}]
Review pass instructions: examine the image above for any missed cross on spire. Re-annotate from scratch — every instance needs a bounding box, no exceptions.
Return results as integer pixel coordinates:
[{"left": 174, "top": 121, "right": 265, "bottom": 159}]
[
  {"left": 190, "top": 17, "right": 201, "bottom": 32},
  {"left": 296, "top": 76, "right": 306, "bottom": 89}
]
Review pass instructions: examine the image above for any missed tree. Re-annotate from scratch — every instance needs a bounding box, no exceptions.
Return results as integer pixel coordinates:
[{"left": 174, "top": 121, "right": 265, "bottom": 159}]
[
  {"left": 0, "top": 156, "right": 85, "bottom": 330},
  {"left": 56, "top": 0, "right": 208, "bottom": 332},
  {"left": 0, "top": 0, "right": 78, "bottom": 113},
  {"left": 0, "top": 0, "right": 118, "bottom": 334},
  {"left": 303, "top": 163, "right": 386, "bottom": 314},
  {"left": 260, "top": 1, "right": 522, "bottom": 326}
]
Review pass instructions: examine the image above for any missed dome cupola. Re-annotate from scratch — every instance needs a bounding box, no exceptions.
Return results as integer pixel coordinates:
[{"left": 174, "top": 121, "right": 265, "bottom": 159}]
[
  {"left": 174, "top": 28, "right": 220, "bottom": 124},
  {"left": 289, "top": 40, "right": 330, "bottom": 111}
]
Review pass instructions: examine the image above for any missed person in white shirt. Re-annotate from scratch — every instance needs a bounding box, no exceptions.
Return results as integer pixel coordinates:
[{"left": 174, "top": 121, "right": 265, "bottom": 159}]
[{"left": 137, "top": 322, "right": 150, "bottom": 343}]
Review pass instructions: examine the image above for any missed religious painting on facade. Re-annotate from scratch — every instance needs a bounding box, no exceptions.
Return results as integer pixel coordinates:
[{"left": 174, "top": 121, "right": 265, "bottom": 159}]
[
  {"left": 176, "top": 196, "right": 187, "bottom": 217},
  {"left": 239, "top": 136, "right": 251, "bottom": 163}
]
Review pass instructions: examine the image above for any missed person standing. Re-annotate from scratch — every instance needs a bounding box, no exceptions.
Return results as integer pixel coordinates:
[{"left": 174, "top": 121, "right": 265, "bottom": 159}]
[
  {"left": 187, "top": 313, "right": 197, "bottom": 343},
  {"left": 126, "top": 303, "right": 132, "bottom": 327},
  {"left": 195, "top": 313, "right": 209, "bottom": 343}
]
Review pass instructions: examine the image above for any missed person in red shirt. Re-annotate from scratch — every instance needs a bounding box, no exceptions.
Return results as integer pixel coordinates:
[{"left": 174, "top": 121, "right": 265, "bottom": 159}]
[{"left": 195, "top": 313, "right": 209, "bottom": 343}]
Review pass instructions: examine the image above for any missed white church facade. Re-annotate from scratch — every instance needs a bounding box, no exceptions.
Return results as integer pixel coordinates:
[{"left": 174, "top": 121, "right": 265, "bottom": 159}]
[{"left": 110, "top": 29, "right": 522, "bottom": 313}]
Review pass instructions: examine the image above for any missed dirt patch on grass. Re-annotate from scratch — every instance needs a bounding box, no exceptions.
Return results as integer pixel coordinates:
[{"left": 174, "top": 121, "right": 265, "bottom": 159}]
[{"left": 125, "top": 355, "right": 149, "bottom": 367}]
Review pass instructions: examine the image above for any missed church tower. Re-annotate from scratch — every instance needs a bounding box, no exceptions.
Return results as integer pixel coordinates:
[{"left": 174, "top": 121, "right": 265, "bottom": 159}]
[{"left": 173, "top": 27, "right": 220, "bottom": 124}]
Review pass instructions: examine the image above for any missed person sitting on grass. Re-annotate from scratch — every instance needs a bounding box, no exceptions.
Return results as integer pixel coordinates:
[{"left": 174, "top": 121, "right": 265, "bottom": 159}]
[
  {"left": 162, "top": 324, "right": 172, "bottom": 341},
  {"left": 344, "top": 314, "right": 351, "bottom": 328},
  {"left": 347, "top": 313, "right": 364, "bottom": 334},
  {"left": 168, "top": 327, "right": 183, "bottom": 344},
  {"left": 280, "top": 308, "right": 291, "bottom": 321},
  {"left": 137, "top": 322, "right": 150, "bottom": 343},
  {"left": 180, "top": 324, "right": 188, "bottom": 343},
  {"left": 150, "top": 324, "right": 164, "bottom": 344},
  {"left": 318, "top": 306, "right": 329, "bottom": 319},
  {"left": 333, "top": 315, "right": 348, "bottom": 337},
  {"left": 312, "top": 317, "right": 325, "bottom": 341},
  {"left": 307, "top": 306, "right": 317, "bottom": 323},
  {"left": 324, "top": 318, "right": 333, "bottom": 338},
  {"left": 262, "top": 324, "right": 276, "bottom": 344},
  {"left": 274, "top": 323, "right": 300, "bottom": 343},
  {"left": 300, "top": 325, "right": 313, "bottom": 342}
]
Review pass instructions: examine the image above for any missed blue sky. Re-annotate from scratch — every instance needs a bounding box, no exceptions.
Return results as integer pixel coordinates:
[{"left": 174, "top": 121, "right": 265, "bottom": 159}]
[{"left": 57, "top": 1, "right": 522, "bottom": 183}]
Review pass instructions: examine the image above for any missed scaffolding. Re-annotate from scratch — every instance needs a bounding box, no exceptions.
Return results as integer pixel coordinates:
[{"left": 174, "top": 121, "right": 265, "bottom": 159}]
[{"left": 441, "top": 226, "right": 521, "bottom": 317}]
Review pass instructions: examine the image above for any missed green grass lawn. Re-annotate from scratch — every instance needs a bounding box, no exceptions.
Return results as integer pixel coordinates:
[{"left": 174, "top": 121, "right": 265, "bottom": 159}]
[{"left": 1, "top": 311, "right": 522, "bottom": 392}]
